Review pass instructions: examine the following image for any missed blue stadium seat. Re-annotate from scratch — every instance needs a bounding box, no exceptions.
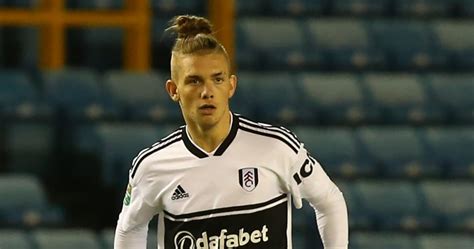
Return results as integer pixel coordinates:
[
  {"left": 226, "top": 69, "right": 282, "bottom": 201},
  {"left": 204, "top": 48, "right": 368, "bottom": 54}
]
[
  {"left": 292, "top": 200, "right": 319, "bottom": 249},
  {"left": 292, "top": 200, "right": 315, "bottom": 231},
  {"left": 93, "top": 123, "right": 163, "bottom": 188},
  {"left": 0, "top": 175, "right": 46, "bottom": 210},
  {"left": 421, "top": 128, "right": 474, "bottom": 178},
  {"left": 101, "top": 229, "right": 114, "bottom": 249},
  {"left": 293, "top": 127, "right": 375, "bottom": 178},
  {"left": 267, "top": 0, "right": 324, "bottom": 16},
  {"left": 426, "top": 74, "right": 474, "bottom": 123},
  {"left": 43, "top": 69, "right": 118, "bottom": 121},
  {"left": 101, "top": 228, "right": 158, "bottom": 249},
  {"left": 394, "top": 0, "right": 455, "bottom": 17},
  {"left": 230, "top": 72, "right": 258, "bottom": 119},
  {"left": 297, "top": 73, "right": 378, "bottom": 124},
  {"left": 363, "top": 73, "right": 445, "bottom": 124},
  {"left": 305, "top": 19, "right": 385, "bottom": 70},
  {"left": 71, "top": 122, "right": 175, "bottom": 190},
  {"left": 151, "top": 0, "right": 204, "bottom": 15},
  {"left": 237, "top": 18, "right": 321, "bottom": 70},
  {"left": 331, "top": 0, "right": 391, "bottom": 16},
  {"left": 103, "top": 71, "right": 180, "bottom": 122},
  {"left": 368, "top": 20, "right": 447, "bottom": 70},
  {"left": 0, "top": 71, "right": 51, "bottom": 120},
  {"left": 0, "top": 175, "right": 63, "bottom": 227},
  {"left": 237, "top": 72, "right": 315, "bottom": 124},
  {"left": 335, "top": 181, "right": 371, "bottom": 229},
  {"left": 356, "top": 127, "right": 441, "bottom": 178},
  {"left": 351, "top": 232, "right": 417, "bottom": 249},
  {"left": 0, "top": 230, "right": 32, "bottom": 249},
  {"left": 354, "top": 181, "right": 435, "bottom": 231},
  {"left": 4, "top": 122, "right": 54, "bottom": 178},
  {"left": 418, "top": 234, "right": 474, "bottom": 249},
  {"left": 292, "top": 232, "right": 309, "bottom": 249},
  {"left": 419, "top": 181, "right": 474, "bottom": 232},
  {"left": 73, "top": 124, "right": 112, "bottom": 189},
  {"left": 433, "top": 20, "right": 474, "bottom": 70},
  {"left": 33, "top": 229, "right": 102, "bottom": 249}
]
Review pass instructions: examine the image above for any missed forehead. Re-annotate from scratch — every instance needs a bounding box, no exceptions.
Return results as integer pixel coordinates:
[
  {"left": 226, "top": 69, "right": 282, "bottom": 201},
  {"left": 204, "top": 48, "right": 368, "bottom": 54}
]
[{"left": 177, "top": 52, "right": 229, "bottom": 77}]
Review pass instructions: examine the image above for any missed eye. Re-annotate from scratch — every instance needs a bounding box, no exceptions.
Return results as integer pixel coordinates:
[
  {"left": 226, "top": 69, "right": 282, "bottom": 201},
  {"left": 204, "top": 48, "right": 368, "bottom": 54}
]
[
  {"left": 187, "top": 78, "right": 200, "bottom": 85},
  {"left": 215, "top": 77, "right": 224, "bottom": 84}
]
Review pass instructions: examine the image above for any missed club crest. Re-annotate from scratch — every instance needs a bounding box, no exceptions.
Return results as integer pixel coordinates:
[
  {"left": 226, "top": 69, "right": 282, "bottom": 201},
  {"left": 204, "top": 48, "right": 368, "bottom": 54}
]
[
  {"left": 123, "top": 183, "right": 132, "bottom": 206},
  {"left": 239, "top": 168, "right": 259, "bottom": 192}
]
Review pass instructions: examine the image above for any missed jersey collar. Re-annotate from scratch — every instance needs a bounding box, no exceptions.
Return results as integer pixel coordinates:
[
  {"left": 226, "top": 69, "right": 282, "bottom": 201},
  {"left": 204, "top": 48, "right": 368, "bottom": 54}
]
[{"left": 182, "top": 112, "right": 239, "bottom": 158}]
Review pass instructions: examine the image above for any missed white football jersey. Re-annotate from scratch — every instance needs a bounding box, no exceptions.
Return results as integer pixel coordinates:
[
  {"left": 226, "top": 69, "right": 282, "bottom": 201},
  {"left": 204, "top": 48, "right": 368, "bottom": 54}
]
[{"left": 115, "top": 113, "right": 347, "bottom": 249}]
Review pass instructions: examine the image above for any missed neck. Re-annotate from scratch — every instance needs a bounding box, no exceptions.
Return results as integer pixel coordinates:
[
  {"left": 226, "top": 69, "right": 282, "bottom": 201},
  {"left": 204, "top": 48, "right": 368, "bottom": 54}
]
[{"left": 186, "top": 112, "right": 232, "bottom": 153}]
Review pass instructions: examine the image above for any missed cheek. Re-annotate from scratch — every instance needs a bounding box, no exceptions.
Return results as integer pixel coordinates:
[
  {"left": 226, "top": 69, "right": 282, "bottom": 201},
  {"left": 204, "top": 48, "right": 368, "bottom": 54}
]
[
  {"left": 178, "top": 89, "right": 197, "bottom": 106},
  {"left": 221, "top": 85, "right": 233, "bottom": 98}
]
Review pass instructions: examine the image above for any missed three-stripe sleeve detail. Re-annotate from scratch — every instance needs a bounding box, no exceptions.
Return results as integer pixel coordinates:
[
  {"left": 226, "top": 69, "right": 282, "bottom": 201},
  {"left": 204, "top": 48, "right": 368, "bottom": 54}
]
[{"left": 130, "top": 132, "right": 182, "bottom": 179}]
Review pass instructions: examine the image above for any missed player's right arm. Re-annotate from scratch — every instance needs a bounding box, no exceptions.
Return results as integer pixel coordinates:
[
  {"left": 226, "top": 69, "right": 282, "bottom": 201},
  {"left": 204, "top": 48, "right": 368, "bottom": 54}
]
[{"left": 114, "top": 170, "right": 159, "bottom": 249}]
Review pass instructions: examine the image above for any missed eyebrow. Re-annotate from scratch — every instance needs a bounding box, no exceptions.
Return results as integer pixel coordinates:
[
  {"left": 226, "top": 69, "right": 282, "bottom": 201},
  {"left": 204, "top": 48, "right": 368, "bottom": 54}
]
[
  {"left": 184, "top": 75, "right": 202, "bottom": 80},
  {"left": 211, "top": 72, "right": 225, "bottom": 77},
  {"left": 185, "top": 72, "right": 225, "bottom": 79}
]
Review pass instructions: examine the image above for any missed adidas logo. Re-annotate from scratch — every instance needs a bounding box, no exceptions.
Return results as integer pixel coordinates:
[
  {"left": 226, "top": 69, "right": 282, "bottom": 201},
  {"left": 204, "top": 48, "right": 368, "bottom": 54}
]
[{"left": 171, "top": 185, "right": 189, "bottom": 200}]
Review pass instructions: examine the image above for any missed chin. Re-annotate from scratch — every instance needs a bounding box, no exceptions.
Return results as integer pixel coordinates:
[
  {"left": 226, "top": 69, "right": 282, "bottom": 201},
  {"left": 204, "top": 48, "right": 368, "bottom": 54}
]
[
  {"left": 198, "top": 115, "right": 219, "bottom": 127},
  {"left": 199, "top": 111, "right": 226, "bottom": 127},
  {"left": 187, "top": 109, "right": 227, "bottom": 129}
]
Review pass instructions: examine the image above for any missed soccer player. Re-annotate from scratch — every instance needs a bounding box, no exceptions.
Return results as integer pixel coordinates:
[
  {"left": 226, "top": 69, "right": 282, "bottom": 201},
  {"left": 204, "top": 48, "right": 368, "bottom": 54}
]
[{"left": 114, "top": 15, "right": 348, "bottom": 249}]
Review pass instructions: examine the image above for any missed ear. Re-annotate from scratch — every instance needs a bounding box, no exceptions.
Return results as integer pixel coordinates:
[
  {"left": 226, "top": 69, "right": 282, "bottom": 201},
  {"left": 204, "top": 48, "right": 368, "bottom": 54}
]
[
  {"left": 166, "top": 79, "right": 180, "bottom": 102},
  {"left": 228, "top": 74, "right": 237, "bottom": 99}
]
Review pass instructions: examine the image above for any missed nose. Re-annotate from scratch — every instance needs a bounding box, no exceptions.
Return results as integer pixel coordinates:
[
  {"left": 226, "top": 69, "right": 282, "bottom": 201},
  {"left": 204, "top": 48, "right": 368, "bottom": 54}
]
[{"left": 201, "top": 81, "right": 214, "bottom": 99}]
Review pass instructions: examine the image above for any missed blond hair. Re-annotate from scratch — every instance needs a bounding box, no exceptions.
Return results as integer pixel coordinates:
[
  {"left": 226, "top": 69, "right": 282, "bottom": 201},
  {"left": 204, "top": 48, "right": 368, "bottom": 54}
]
[{"left": 167, "top": 15, "right": 230, "bottom": 80}]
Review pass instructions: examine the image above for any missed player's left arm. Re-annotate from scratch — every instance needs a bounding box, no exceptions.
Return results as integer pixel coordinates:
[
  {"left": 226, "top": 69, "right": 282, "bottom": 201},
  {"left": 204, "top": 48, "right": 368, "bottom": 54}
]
[{"left": 288, "top": 144, "right": 349, "bottom": 249}]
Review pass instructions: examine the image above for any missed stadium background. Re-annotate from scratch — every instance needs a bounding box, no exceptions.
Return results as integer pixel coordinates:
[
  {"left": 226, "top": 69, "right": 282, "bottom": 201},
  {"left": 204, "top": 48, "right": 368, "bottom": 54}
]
[{"left": 0, "top": 0, "right": 473, "bottom": 248}]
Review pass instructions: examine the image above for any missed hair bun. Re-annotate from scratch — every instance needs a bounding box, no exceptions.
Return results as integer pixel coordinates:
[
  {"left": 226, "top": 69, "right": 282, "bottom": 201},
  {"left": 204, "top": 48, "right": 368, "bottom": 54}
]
[{"left": 169, "top": 15, "right": 213, "bottom": 39}]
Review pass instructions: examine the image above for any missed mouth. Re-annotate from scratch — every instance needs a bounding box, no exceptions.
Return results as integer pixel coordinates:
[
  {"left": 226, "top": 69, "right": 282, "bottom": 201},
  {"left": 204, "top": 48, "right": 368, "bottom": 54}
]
[
  {"left": 198, "top": 104, "right": 216, "bottom": 114},
  {"left": 199, "top": 104, "right": 216, "bottom": 110}
]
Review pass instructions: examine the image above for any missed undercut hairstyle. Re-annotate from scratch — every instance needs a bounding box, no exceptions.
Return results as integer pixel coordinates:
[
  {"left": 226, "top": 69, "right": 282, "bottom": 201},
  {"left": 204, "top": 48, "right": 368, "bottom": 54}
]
[{"left": 166, "top": 15, "right": 230, "bottom": 80}]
